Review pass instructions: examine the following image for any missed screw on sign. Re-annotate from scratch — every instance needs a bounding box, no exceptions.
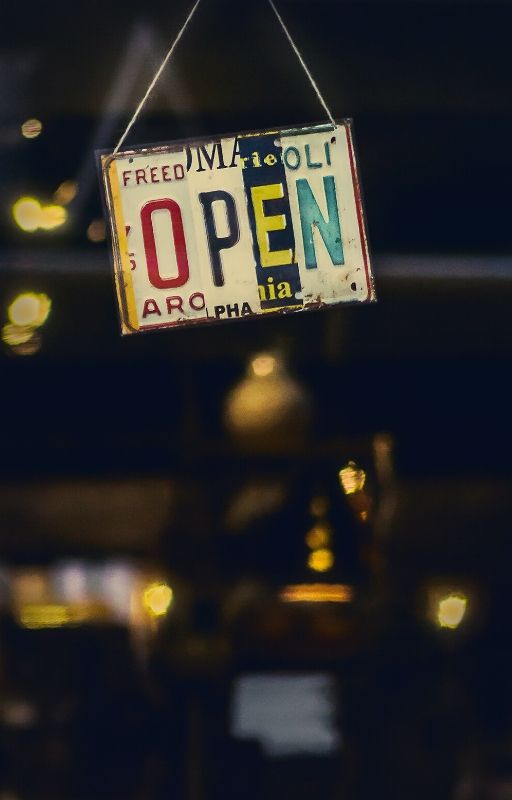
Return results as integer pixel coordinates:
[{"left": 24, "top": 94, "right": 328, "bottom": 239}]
[{"left": 101, "top": 121, "right": 374, "bottom": 335}]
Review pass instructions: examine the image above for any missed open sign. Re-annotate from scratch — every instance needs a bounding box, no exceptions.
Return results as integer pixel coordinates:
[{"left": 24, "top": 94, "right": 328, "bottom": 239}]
[{"left": 100, "top": 121, "right": 374, "bottom": 335}]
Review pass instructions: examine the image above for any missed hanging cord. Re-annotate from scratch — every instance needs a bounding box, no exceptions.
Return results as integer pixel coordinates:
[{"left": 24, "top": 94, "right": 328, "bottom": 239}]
[
  {"left": 113, "top": 0, "right": 336, "bottom": 153},
  {"left": 267, "top": 0, "right": 336, "bottom": 129},
  {"left": 113, "top": 0, "right": 203, "bottom": 153}
]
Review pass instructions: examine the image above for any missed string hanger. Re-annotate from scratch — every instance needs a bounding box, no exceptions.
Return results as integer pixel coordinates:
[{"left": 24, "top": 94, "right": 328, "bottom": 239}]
[{"left": 113, "top": 0, "right": 336, "bottom": 154}]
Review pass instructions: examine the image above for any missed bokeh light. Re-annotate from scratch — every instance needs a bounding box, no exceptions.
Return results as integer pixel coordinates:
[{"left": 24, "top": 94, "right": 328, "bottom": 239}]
[
  {"left": 308, "top": 548, "right": 335, "bottom": 573},
  {"left": 87, "top": 219, "right": 106, "bottom": 243},
  {"left": 39, "top": 204, "right": 67, "bottom": 230},
  {"left": 250, "top": 353, "right": 278, "bottom": 377},
  {"left": 21, "top": 118, "right": 42, "bottom": 139},
  {"left": 8, "top": 293, "right": 51, "bottom": 327},
  {"left": 143, "top": 582, "right": 173, "bottom": 617},
  {"left": 306, "top": 523, "right": 331, "bottom": 550},
  {"left": 12, "top": 197, "right": 67, "bottom": 233},
  {"left": 12, "top": 197, "right": 41, "bottom": 232},
  {"left": 437, "top": 593, "right": 468, "bottom": 629},
  {"left": 54, "top": 180, "right": 78, "bottom": 205},
  {"left": 2, "top": 324, "right": 35, "bottom": 346},
  {"left": 339, "top": 462, "right": 366, "bottom": 495},
  {"left": 281, "top": 584, "right": 353, "bottom": 603},
  {"left": 310, "top": 495, "right": 329, "bottom": 518}
]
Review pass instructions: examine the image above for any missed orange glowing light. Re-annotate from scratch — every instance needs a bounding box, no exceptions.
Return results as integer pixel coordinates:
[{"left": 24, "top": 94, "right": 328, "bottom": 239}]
[{"left": 280, "top": 583, "right": 353, "bottom": 603}]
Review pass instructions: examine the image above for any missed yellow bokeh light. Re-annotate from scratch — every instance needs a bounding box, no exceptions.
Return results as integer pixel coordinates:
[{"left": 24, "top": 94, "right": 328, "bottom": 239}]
[
  {"left": 306, "top": 523, "right": 331, "bottom": 550},
  {"left": 12, "top": 197, "right": 41, "bottom": 232},
  {"left": 87, "top": 219, "right": 106, "bottom": 243},
  {"left": 308, "top": 548, "right": 335, "bottom": 573},
  {"left": 8, "top": 293, "right": 51, "bottom": 328},
  {"left": 143, "top": 582, "right": 173, "bottom": 617},
  {"left": 21, "top": 118, "right": 43, "bottom": 139},
  {"left": 2, "top": 324, "right": 35, "bottom": 346},
  {"left": 54, "top": 180, "right": 78, "bottom": 205},
  {"left": 20, "top": 604, "right": 71, "bottom": 629},
  {"left": 18, "top": 602, "right": 100, "bottom": 629},
  {"left": 251, "top": 353, "right": 278, "bottom": 378},
  {"left": 339, "top": 461, "right": 366, "bottom": 495},
  {"left": 437, "top": 593, "right": 467, "bottom": 629},
  {"left": 39, "top": 204, "right": 67, "bottom": 230},
  {"left": 12, "top": 197, "right": 66, "bottom": 233}
]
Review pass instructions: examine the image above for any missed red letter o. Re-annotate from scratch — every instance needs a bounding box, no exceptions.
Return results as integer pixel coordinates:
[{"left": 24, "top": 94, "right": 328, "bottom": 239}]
[{"left": 141, "top": 198, "right": 189, "bottom": 289}]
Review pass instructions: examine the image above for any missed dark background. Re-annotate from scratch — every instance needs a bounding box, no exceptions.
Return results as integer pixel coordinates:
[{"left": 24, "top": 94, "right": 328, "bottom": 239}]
[{"left": 0, "top": 1, "right": 511, "bottom": 799}]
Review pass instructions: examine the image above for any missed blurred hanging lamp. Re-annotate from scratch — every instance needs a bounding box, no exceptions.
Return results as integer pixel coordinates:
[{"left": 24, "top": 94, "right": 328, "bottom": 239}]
[{"left": 223, "top": 350, "right": 311, "bottom": 452}]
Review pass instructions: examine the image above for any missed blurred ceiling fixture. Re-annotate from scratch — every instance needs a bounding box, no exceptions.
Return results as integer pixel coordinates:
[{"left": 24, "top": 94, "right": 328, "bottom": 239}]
[
  {"left": 20, "top": 118, "right": 42, "bottom": 139},
  {"left": 143, "top": 582, "right": 173, "bottom": 618},
  {"left": 87, "top": 218, "right": 107, "bottom": 243},
  {"left": 251, "top": 353, "right": 278, "bottom": 377},
  {"left": 280, "top": 583, "right": 353, "bottom": 603},
  {"left": 53, "top": 180, "right": 78, "bottom": 205},
  {"left": 224, "top": 351, "right": 311, "bottom": 450},
  {"left": 12, "top": 196, "right": 67, "bottom": 233}
]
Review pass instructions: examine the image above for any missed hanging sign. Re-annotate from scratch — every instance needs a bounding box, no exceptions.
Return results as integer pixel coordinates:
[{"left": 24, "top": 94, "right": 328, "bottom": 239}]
[{"left": 100, "top": 120, "right": 374, "bottom": 335}]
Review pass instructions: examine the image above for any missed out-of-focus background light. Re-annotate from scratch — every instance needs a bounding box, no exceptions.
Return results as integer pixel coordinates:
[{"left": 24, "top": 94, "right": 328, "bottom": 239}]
[
  {"left": 38, "top": 204, "right": 67, "bottom": 230},
  {"left": 87, "top": 219, "right": 106, "bottom": 243},
  {"left": 20, "top": 118, "right": 42, "bottom": 139},
  {"left": 308, "top": 548, "right": 335, "bottom": 573},
  {"left": 8, "top": 293, "right": 51, "bottom": 328},
  {"left": 12, "top": 197, "right": 41, "bottom": 233},
  {"left": 437, "top": 592, "right": 468, "bottom": 629},
  {"left": 2, "top": 324, "right": 35, "bottom": 347},
  {"left": 250, "top": 353, "right": 278, "bottom": 378},
  {"left": 310, "top": 496, "right": 329, "bottom": 518},
  {"left": 12, "top": 197, "right": 67, "bottom": 233},
  {"left": 1, "top": 329, "right": 41, "bottom": 356},
  {"left": 224, "top": 351, "right": 311, "bottom": 448},
  {"left": 339, "top": 462, "right": 366, "bottom": 495},
  {"left": 306, "top": 523, "right": 331, "bottom": 550},
  {"left": 53, "top": 180, "right": 78, "bottom": 205},
  {"left": 3, "top": 292, "right": 51, "bottom": 356},
  {"left": 142, "top": 582, "right": 173, "bottom": 618},
  {"left": 280, "top": 584, "right": 353, "bottom": 603}
]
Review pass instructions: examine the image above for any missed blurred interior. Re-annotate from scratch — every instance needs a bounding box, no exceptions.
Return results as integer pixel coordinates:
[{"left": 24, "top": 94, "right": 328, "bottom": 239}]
[{"left": 1, "top": 0, "right": 512, "bottom": 797}]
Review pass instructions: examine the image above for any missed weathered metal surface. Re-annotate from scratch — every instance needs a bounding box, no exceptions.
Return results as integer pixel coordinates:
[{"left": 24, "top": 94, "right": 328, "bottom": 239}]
[{"left": 100, "top": 120, "right": 375, "bottom": 335}]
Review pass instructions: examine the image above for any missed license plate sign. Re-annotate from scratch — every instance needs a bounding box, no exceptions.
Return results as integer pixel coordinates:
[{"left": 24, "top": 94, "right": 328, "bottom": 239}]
[{"left": 101, "top": 121, "right": 374, "bottom": 335}]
